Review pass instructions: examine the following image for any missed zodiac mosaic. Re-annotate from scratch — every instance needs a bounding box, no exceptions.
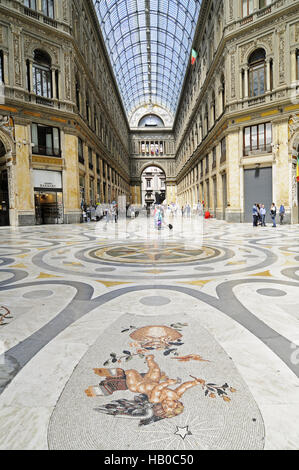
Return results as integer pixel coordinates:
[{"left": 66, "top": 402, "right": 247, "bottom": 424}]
[{"left": 85, "top": 324, "right": 237, "bottom": 426}]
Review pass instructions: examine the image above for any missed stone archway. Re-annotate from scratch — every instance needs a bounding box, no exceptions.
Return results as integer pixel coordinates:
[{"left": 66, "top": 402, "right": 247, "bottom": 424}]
[
  {"left": 0, "top": 117, "right": 16, "bottom": 226},
  {"left": 289, "top": 115, "right": 299, "bottom": 224}
]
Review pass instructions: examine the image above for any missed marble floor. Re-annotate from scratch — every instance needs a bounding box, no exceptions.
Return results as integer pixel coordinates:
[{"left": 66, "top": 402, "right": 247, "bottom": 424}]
[{"left": 0, "top": 216, "right": 299, "bottom": 450}]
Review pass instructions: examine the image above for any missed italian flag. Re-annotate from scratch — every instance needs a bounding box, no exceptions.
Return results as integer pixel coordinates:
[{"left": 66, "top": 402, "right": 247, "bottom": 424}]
[
  {"left": 297, "top": 156, "right": 299, "bottom": 182},
  {"left": 191, "top": 49, "right": 198, "bottom": 65}
]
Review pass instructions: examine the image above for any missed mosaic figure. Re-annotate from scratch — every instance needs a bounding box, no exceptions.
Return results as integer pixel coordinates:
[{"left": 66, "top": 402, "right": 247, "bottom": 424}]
[{"left": 85, "top": 355, "right": 203, "bottom": 426}]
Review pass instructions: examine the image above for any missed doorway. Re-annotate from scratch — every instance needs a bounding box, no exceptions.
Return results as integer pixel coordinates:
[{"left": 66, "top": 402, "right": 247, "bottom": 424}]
[
  {"left": 244, "top": 167, "right": 272, "bottom": 223},
  {"left": 0, "top": 170, "right": 9, "bottom": 226},
  {"left": 34, "top": 190, "right": 64, "bottom": 225}
]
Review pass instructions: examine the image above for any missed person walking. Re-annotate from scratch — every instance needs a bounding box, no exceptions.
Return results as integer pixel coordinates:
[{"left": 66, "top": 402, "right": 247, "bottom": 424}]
[
  {"left": 270, "top": 203, "right": 277, "bottom": 227},
  {"left": 252, "top": 203, "right": 258, "bottom": 227},
  {"left": 260, "top": 204, "right": 266, "bottom": 226},
  {"left": 279, "top": 204, "right": 285, "bottom": 225}
]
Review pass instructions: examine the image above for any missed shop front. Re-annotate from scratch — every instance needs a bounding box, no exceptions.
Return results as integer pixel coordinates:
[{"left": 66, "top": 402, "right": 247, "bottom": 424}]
[{"left": 34, "top": 170, "right": 64, "bottom": 225}]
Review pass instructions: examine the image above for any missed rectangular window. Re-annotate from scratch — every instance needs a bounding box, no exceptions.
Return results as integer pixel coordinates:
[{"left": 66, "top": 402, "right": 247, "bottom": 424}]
[
  {"left": 0, "top": 51, "right": 4, "bottom": 83},
  {"left": 78, "top": 138, "right": 84, "bottom": 163},
  {"left": 220, "top": 138, "right": 226, "bottom": 162},
  {"left": 24, "top": 0, "right": 37, "bottom": 9},
  {"left": 249, "top": 64, "right": 265, "bottom": 97},
  {"left": 297, "top": 50, "right": 299, "bottom": 81},
  {"left": 33, "top": 66, "right": 52, "bottom": 98},
  {"left": 205, "top": 155, "right": 209, "bottom": 173},
  {"left": 259, "top": 0, "right": 271, "bottom": 8},
  {"left": 242, "top": 0, "right": 253, "bottom": 17},
  {"left": 96, "top": 154, "right": 100, "bottom": 174},
  {"left": 42, "top": 0, "right": 54, "bottom": 18},
  {"left": 88, "top": 148, "right": 93, "bottom": 170},
  {"left": 243, "top": 123, "right": 272, "bottom": 155},
  {"left": 32, "top": 123, "right": 61, "bottom": 157},
  {"left": 212, "top": 147, "right": 216, "bottom": 167}
]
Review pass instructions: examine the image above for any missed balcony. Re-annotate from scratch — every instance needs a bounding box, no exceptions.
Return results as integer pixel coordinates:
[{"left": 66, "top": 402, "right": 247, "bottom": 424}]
[
  {"left": 35, "top": 96, "right": 55, "bottom": 107},
  {"left": 32, "top": 146, "right": 61, "bottom": 158},
  {"left": 244, "top": 145, "right": 272, "bottom": 157}
]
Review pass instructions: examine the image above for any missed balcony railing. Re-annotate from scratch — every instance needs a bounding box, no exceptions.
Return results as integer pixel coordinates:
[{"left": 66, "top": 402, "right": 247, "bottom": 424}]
[
  {"left": 33, "top": 146, "right": 61, "bottom": 158},
  {"left": 244, "top": 145, "right": 272, "bottom": 157},
  {"left": 36, "top": 96, "right": 54, "bottom": 107}
]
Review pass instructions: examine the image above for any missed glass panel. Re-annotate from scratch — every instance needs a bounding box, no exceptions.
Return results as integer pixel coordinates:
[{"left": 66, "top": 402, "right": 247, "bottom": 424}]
[
  {"left": 251, "top": 126, "right": 258, "bottom": 150},
  {"left": 53, "top": 128, "right": 60, "bottom": 156},
  {"left": 266, "top": 123, "right": 272, "bottom": 145},
  {"left": 244, "top": 127, "right": 250, "bottom": 154},
  {"left": 31, "top": 124, "right": 38, "bottom": 153},
  {"left": 46, "top": 128, "right": 52, "bottom": 155},
  {"left": 258, "top": 124, "right": 265, "bottom": 150}
]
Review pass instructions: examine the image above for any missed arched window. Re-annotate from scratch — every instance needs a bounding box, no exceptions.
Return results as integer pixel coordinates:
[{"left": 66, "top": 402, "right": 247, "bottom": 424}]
[
  {"left": 138, "top": 114, "right": 164, "bottom": 128},
  {"left": 248, "top": 48, "right": 266, "bottom": 97},
  {"left": 33, "top": 49, "right": 52, "bottom": 98}
]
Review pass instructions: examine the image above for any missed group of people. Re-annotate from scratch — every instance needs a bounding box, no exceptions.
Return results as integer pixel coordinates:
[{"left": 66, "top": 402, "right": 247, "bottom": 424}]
[
  {"left": 82, "top": 202, "right": 118, "bottom": 223},
  {"left": 252, "top": 203, "right": 285, "bottom": 227}
]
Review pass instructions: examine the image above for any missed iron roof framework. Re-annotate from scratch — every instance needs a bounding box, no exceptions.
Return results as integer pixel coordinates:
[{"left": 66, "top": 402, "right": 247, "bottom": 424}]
[{"left": 93, "top": 0, "right": 202, "bottom": 119}]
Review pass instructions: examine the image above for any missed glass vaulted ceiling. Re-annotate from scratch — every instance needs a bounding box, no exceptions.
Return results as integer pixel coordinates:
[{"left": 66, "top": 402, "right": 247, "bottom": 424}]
[{"left": 93, "top": 0, "right": 202, "bottom": 119}]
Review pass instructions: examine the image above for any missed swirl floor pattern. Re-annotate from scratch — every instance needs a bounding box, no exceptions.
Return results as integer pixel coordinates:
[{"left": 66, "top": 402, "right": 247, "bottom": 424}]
[{"left": 0, "top": 218, "right": 299, "bottom": 450}]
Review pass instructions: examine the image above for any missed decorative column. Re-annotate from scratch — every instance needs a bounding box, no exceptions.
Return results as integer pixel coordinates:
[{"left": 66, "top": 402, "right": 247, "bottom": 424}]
[
  {"left": 290, "top": 50, "right": 297, "bottom": 83},
  {"left": 51, "top": 67, "right": 57, "bottom": 99},
  {"left": 266, "top": 59, "right": 271, "bottom": 92},
  {"left": 244, "top": 66, "right": 249, "bottom": 98}
]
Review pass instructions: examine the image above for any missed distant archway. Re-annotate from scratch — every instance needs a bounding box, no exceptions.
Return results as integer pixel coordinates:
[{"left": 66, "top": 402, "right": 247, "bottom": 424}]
[{"left": 141, "top": 165, "right": 166, "bottom": 208}]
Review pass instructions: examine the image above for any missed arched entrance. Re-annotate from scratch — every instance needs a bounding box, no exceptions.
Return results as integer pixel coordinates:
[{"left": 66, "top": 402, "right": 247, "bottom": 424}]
[
  {"left": 141, "top": 165, "right": 166, "bottom": 208},
  {"left": 0, "top": 137, "right": 9, "bottom": 226}
]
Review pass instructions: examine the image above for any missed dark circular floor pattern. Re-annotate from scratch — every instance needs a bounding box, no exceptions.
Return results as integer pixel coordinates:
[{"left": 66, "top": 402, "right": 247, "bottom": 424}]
[{"left": 257, "top": 288, "right": 287, "bottom": 297}]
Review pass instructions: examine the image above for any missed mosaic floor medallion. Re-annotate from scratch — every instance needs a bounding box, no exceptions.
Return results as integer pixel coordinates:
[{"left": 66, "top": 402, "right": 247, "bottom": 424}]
[{"left": 89, "top": 243, "right": 221, "bottom": 265}]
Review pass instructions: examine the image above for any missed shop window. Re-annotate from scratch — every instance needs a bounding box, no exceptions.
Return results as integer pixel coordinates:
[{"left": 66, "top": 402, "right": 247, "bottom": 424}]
[
  {"left": 243, "top": 122, "right": 272, "bottom": 156},
  {"left": 33, "top": 49, "right": 52, "bottom": 98},
  {"left": 242, "top": 0, "right": 253, "bottom": 17},
  {"left": 24, "top": 0, "right": 37, "bottom": 10},
  {"left": 32, "top": 123, "right": 61, "bottom": 157},
  {"left": 42, "top": 0, "right": 54, "bottom": 18},
  {"left": 248, "top": 49, "right": 266, "bottom": 97}
]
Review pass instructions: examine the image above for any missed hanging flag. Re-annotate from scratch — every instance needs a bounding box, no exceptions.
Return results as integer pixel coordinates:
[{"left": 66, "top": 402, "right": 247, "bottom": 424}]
[
  {"left": 191, "top": 49, "right": 198, "bottom": 65},
  {"left": 297, "top": 155, "right": 299, "bottom": 182}
]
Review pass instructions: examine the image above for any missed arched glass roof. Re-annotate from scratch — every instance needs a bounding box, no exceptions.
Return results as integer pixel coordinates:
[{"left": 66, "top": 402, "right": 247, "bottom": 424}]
[{"left": 93, "top": 0, "right": 202, "bottom": 119}]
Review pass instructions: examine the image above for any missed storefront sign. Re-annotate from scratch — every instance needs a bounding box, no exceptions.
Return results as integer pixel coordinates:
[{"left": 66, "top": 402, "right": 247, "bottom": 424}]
[{"left": 34, "top": 170, "right": 62, "bottom": 190}]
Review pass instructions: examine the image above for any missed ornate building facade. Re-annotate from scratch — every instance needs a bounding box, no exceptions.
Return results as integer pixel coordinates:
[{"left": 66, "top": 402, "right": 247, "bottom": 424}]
[
  {"left": 0, "top": 0, "right": 298, "bottom": 226},
  {"left": 175, "top": 0, "right": 299, "bottom": 224},
  {"left": 0, "top": 0, "right": 130, "bottom": 226}
]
